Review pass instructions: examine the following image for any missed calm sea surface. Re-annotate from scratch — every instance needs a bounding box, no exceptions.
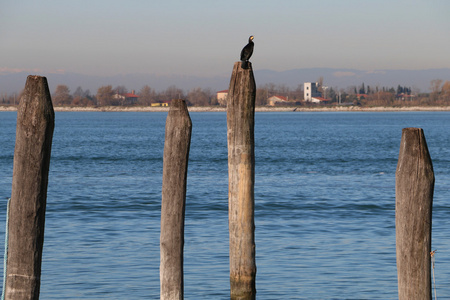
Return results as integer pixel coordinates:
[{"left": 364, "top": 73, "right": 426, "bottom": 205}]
[{"left": 1, "top": 111, "right": 450, "bottom": 299}]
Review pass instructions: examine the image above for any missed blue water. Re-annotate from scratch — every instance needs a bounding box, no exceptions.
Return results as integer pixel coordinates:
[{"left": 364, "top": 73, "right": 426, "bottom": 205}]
[{"left": 1, "top": 111, "right": 450, "bottom": 299}]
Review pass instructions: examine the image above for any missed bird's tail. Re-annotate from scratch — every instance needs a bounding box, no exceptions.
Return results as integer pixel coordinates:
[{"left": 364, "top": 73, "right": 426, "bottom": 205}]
[{"left": 241, "top": 61, "right": 248, "bottom": 69}]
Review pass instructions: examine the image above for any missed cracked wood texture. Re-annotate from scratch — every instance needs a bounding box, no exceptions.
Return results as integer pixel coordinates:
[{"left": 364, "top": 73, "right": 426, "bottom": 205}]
[
  {"left": 396, "top": 128, "right": 434, "bottom": 300},
  {"left": 160, "top": 99, "right": 192, "bottom": 300},
  {"left": 5, "top": 76, "right": 54, "bottom": 300},
  {"left": 227, "top": 62, "right": 256, "bottom": 300}
]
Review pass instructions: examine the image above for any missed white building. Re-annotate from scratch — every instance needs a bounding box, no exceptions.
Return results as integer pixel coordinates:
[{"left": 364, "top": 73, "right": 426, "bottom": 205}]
[
  {"left": 304, "top": 82, "right": 321, "bottom": 102},
  {"left": 309, "top": 96, "right": 330, "bottom": 104},
  {"left": 216, "top": 90, "right": 228, "bottom": 106}
]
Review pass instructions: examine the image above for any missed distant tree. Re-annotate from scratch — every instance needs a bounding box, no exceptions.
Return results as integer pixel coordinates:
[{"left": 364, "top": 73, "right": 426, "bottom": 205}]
[
  {"left": 138, "top": 85, "right": 156, "bottom": 105},
  {"left": 280, "top": 84, "right": 302, "bottom": 102},
  {"left": 430, "top": 79, "right": 443, "bottom": 101},
  {"left": 397, "top": 85, "right": 405, "bottom": 95},
  {"left": 256, "top": 83, "right": 276, "bottom": 104},
  {"left": 1, "top": 93, "right": 18, "bottom": 105},
  {"left": 441, "top": 81, "right": 450, "bottom": 102},
  {"left": 203, "top": 88, "right": 215, "bottom": 105},
  {"left": 12, "top": 92, "right": 22, "bottom": 105},
  {"left": 187, "top": 87, "right": 213, "bottom": 106},
  {"left": 347, "top": 86, "right": 357, "bottom": 95},
  {"left": 348, "top": 94, "right": 358, "bottom": 103},
  {"left": 338, "top": 90, "right": 347, "bottom": 102},
  {"left": 210, "top": 90, "right": 219, "bottom": 105},
  {"left": 277, "top": 84, "right": 290, "bottom": 96},
  {"left": 96, "top": 85, "right": 114, "bottom": 106},
  {"left": 53, "top": 85, "right": 72, "bottom": 106},
  {"left": 359, "top": 83, "right": 365, "bottom": 94},
  {"left": 380, "top": 91, "right": 395, "bottom": 104},
  {"left": 316, "top": 76, "right": 324, "bottom": 93},
  {"left": 114, "top": 85, "right": 128, "bottom": 95},
  {"left": 72, "top": 96, "right": 95, "bottom": 107},
  {"left": 255, "top": 88, "right": 268, "bottom": 106},
  {"left": 293, "top": 84, "right": 303, "bottom": 101},
  {"left": 430, "top": 79, "right": 442, "bottom": 93},
  {"left": 327, "top": 87, "right": 337, "bottom": 102},
  {"left": 402, "top": 87, "right": 411, "bottom": 95},
  {"left": 159, "top": 85, "right": 185, "bottom": 102},
  {"left": 72, "top": 86, "right": 94, "bottom": 106},
  {"left": 265, "top": 83, "right": 276, "bottom": 96},
  {"left": 404, "top": 86, "right": 409, "bottom": 94},
  {"left": 73, "top": 86, "right": 84, "bottom": 98},
  {"left": 73, "top": 86, "right": 92, "bottom": 99}
]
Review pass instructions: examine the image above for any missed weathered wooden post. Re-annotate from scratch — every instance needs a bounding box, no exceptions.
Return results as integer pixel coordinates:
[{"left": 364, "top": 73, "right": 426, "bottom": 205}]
[
  {"left": 4, "top": 76, "right": 54, "bottom": 300},
  {"left": 396, "top": 127, "right": 434, "bottom": 300},
  {"left": 227, "top": 61, "right": 256, "bottom": 299},
  {"left": 160, "top": 99, "right": 192, "bottom": 300}
]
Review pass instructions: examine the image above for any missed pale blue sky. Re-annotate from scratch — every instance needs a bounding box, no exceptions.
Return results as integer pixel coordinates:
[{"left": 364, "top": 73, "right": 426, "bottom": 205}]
[{"left": 1, "top": 0, "right": 449, "bottom": 77}]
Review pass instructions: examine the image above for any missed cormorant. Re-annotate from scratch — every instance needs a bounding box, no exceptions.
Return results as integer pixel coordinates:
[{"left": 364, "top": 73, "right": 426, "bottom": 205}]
[{"left": 240, "top": 35, "right": 254, "bottom": 69}]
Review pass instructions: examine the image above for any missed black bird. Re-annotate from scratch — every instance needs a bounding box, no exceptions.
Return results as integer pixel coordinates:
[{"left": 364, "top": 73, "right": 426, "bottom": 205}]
[{"left": 240, "top": 35, "right": 254, "bottom": 69}]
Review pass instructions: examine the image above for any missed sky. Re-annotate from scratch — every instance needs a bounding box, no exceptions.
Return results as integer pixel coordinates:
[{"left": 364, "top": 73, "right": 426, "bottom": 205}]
[{"left": 1, "top": 0, "right": 449, "bottom": 78}]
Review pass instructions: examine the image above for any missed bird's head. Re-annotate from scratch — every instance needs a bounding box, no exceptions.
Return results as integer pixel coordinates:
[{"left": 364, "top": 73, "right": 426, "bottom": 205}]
[{"left": 249, "top": 35, "right": 254, "bottom": 41}]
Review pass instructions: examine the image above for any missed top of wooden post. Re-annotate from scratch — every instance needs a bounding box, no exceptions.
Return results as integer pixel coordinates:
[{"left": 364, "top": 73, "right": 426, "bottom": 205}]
[
  {"left": 227, "top": 62, "right": 256, "bottom": 108},
  {"left": 396, "top": 127, "right": 434, "bottom": 176},
  {"left": 18, "top": 75, "right": 54, "bottom": 125},
  {"left": 169, "top": 99, "right": 188, "bottom": 110}
]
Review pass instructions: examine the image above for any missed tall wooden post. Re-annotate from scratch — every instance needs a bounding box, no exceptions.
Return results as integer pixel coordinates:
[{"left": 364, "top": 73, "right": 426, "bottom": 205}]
[
  {"left": 5, "top": 76, "right": 54, "bottom": 300},
  {"left": 160, "top": 99, "right": 192, "bottom": 300},
  {"left": 227, "top": 62, "right": 256, "bottom": 299},
  {"left": 396, "top": 128, "right": 434, "bottom": 300}
]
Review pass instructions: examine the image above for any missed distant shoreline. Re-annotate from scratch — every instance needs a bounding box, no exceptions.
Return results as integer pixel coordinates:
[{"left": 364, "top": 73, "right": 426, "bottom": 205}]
[{"left": 2, "top": 105, "right": 450, "bottom": 112}]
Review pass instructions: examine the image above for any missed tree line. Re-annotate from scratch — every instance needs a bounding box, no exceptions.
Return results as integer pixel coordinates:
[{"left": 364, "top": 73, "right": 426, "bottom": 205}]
[
  {"left": 50, "top": 84, "right": 218, "bottom": 107},
  {"left": 0, "top": 84, "right": 218, "bottom": 107},
  {"left": 1, "top": 79, "right": 450, "bottom": 107},
  {"left": 338, "top": 79, "right": 450, "bottom": 106}
]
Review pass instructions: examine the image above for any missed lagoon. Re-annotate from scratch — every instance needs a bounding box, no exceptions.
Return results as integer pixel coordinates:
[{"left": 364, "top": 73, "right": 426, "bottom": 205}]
[{"left": 0, "top": 111, "right": 450, "bottom": 299}]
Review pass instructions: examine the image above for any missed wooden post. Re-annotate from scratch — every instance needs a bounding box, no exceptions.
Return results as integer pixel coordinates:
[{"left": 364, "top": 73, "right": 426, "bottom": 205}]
[
  {"left": 227, "top": 62, "right": 256, "bottom": 299},
  {"left": 5, "top": 76, "right": 54, "bottom": 300},
  {"left": 160, "top": 99, "right": 192, "bottom": 300},
  {"left": 396, "top": 127, "right": 434, "bottom": 300}
]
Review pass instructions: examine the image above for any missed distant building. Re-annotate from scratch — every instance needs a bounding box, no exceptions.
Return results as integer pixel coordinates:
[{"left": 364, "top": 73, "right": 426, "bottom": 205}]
[
  {"left": 310, "top": 97, "right": 330, "bottom": 104},
  {"left": 151, "top": 101, "right": 170, "bottom": 107},
  {"left": 396, "top": 93, "right": 416, "bottom": 101},
  {"left": 216, "top": 90, "right": 228, "bottom": 106},
  {"left": 113, "top": 90, "right": 139, "bottom": 104},
  {"left": 356, "top": 94, "right": 367, "bottom": 100},
  {"left": 268, "top": 95, "right": 288, "bottom": 106},
  {"left": 304, "top": 82, "right": 322, "bottom": 102}
]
